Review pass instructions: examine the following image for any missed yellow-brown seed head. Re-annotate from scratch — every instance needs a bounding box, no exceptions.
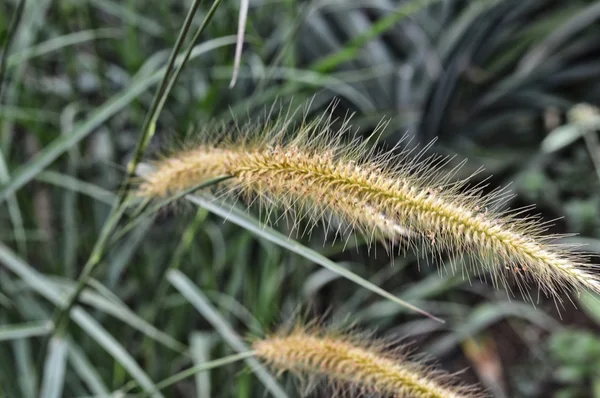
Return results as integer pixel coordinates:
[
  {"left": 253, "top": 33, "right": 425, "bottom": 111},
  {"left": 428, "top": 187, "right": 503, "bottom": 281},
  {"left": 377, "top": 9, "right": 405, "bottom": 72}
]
[
  {"left": 137, "top": 113, "right": 600, "bottom": 302},
  {"left": 253, "top": 327, "right": 485, "bottom": 398}
]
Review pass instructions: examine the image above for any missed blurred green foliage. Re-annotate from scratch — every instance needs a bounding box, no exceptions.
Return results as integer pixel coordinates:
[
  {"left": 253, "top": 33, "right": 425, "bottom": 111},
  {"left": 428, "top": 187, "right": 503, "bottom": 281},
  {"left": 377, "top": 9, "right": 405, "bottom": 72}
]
[
  {"left": 548, "top": 330, "right": 600, "bottom": 398},
  {"left": 0, "top": 0, "right": 599, "bottom": 397}
]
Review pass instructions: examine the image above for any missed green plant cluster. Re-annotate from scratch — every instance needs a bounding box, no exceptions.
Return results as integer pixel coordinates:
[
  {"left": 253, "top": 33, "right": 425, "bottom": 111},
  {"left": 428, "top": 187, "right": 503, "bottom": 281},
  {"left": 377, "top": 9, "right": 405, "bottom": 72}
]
[
  {"left": 548, "top": 329, "right": 600, "bottom": 398},
  {"left": 1, "top": 0, "right": 600, "bottom": 397}
]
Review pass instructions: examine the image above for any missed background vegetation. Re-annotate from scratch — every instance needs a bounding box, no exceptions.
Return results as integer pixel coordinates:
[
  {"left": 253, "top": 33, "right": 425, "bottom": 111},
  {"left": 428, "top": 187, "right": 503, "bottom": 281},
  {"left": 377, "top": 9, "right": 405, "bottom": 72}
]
[{"left": 1, "top": 0, "right": 600, "bottom": 397}]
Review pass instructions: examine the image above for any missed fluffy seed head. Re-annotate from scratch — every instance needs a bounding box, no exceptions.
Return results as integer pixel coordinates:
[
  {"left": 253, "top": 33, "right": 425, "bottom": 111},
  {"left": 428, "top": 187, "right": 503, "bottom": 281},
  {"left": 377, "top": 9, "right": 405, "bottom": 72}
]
[
  {"left": 137, "top": 109, "right": 600, "bottom": 302},
  {"left": 253, "top": 326, "right": 485, "bottom": 397}
]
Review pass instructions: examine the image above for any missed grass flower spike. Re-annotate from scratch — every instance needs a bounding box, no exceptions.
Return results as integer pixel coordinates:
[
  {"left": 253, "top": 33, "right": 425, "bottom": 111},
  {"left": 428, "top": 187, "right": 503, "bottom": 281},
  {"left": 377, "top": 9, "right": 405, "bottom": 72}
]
[
  {"left": 253, "top": 327, "right": 484, "bottom": 397},
  {"left": 137, "top": 109, "right": 600, "bottom": 301}
]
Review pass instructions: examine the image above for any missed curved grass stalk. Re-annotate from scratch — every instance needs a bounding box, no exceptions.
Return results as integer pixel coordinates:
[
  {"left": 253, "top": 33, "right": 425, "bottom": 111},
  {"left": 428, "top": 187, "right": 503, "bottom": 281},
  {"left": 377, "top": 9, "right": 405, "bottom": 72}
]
[{"left": 137, "top": 113, "right": 600, "bottom": 302}]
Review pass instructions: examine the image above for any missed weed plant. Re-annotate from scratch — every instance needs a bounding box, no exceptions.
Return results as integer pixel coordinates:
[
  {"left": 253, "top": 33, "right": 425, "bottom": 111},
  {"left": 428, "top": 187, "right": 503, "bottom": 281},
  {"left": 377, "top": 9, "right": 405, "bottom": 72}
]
[{"left": 1, "top": 0, "right": 600, "bottom": 397}]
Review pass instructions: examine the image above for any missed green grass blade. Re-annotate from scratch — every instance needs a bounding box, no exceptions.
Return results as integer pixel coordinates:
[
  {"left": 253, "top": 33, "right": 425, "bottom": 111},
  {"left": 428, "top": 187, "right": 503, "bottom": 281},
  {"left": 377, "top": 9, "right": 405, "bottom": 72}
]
[
  {"left": 191, "top": 332, "right": 213, "bottom": 398},
  {"left": 116, "top": 351, "right": 253, "bottom": 397},
  {"left": 105, "top": 217, "right": 155, "bottom": 288},
  {"left": 53, "top": 176, "right": 230, "bottom": 335},
  {"left": 38, "top": 277, "right": 188, "bottom": 354},
  {"left": 229, "top": 0, "right": 248, "bottom": 87},
  {"left": 3, "top": 289, "right": 109, "bottom": 396},
  {"left": 35, "top": 171, "right": 116, "bottom": 205},
  {"left": 518, "top": 1, "right": 600, "bottom": 74},
  {"left": 112, "top": 175, "right": 232, "bottom": 245},
  {"left": 428, "top": 302, "right": 559, "bottom": 355},
  {"left": 152, "top": 0, "right": 226, "bottom": 134},
  {"left": 0, "top": 106, "right": 58, "bottom": 122},
  {"left": 0, "top": 243, "right": 162, "bottom": 396},
  {"left": 61, "top": 103, "right": 80, "bottom": 279},
  {"left": 124, "top": 0, "right": 212, "bottom": 182},
  {"left": 0, "top": 36, "right": 236, "bottom": 202},
  {"left": 154, "top": 352, "right": 254, "bottom": 393},
  {"left": 212, "top": 66, "right": 376, "bottom": 111},
  {"left": 185, "top": 194, "right": 443, "bottom": 323},
  {"left": 437, "top": 0, "right": 500, "bottom": 60},
  {"left": 39, "top": 337, "right": 68, "bottom": 398},
  {"left": 7, "top": 28, "right": 120, "bottom": 68},
  {"left": 71, "top": 307, "right": 163, "bottom": 397},
  {"left": 0, "top": 139, "right": 27, "bottom": 255},
  {"left": 86, "top": 0, "right": 163, "bottom": 36},
  {"left": 579, "top": 290, "right": 600, "bottom": 326},
  {"left": 0, "top": 320, "right": 53, "bottom": 341},
  {"left": 167, "top": 270, "right": 289, "bottom": 398},
  {"left": 67, "top": 344, "right": 110, "bottom": 397},
  {"left": 78, "top": 286, "right": 188, "bottom": 355},
  {"left": 47, "top": 34, "right": 236, "bottom": 337},
  {"left": 0, "top": 242, "right": 60, "bottom": 301},
  {"left": 310, "top": 0, "right": 442, "bottom": 73},
  {"left": 0, "top": 76, "right": 157, "bottom": 202},
  {"left": 0, "top": 0, "right": 28, "bottom": 255},
  {"left": 12, "top": 338, "right": 38, "bottom": 398},
  {"left": 0, "top": 0, "right": 26, "bottom": 100}
]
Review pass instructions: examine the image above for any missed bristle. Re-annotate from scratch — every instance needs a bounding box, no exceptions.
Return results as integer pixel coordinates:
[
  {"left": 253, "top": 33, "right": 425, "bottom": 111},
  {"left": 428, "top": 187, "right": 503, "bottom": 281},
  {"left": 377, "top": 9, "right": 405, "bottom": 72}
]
[
  {"left": 253, "top": 327, "right": 485, "bottom": 398},
  {"left": 137, "top": 111, "right": 600, "bottom": 302}
]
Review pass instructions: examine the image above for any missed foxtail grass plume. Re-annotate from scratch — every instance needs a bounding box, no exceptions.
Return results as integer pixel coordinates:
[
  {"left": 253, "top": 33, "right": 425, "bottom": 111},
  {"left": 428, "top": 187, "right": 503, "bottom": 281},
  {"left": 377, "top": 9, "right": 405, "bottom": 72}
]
[
  {"left": 137, "top": 108, "right": 600, "bottom": 302},
  {"left": 253, "top": 327, "right": 484, "bottom": 397}
]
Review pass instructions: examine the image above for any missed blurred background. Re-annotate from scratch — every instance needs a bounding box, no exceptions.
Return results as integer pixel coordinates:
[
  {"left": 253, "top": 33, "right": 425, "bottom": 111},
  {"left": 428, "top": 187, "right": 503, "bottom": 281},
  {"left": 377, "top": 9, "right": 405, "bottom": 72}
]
[{"left": 1, "top": 0, "right": 600, "bottom": 397}]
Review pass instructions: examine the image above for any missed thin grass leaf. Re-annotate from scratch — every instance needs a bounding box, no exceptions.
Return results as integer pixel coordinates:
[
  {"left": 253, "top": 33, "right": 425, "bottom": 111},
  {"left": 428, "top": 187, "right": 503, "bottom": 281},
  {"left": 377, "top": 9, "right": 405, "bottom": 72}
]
[
  {"left": 230, "top": 0, "right": 249, "bottom": 88},
  {"left": 78, "top": 286, "right": 188, "bottom": 355},
  {"left": 49, "top": 0, "right": 233, "bottom": 334},
  {"left": 39, "top": 337, "right": 68, "bottom": 398},
  {"left": 310, "top": 0, "right": 442, "bottom": 73},
  {"left": 117, "top": 351, "right": 254, "bottom": 397},
  {"left": 0, "top": 106, "right": 58, "bottom": 122},
  {"left": 61, "top": 103, "right": 80, "bottom": 279},
  {"left": 436, "top": 0, "right": 500, "bottom": 61},
  {"left": 67, "top": 344, "right": 110, "bottom": 397},
  {"left": 52, "top": 201, "right": 129, "bottom": 336},
  {"left": 427, "top": 301, "right": 559, "bottom": 356},
  {"left": 0, "top": 290, "right": 11, "bottom": 307},
  {"left": 541, "top": 125, "right": 588, "bottom": 154},
  {"left": 155, "top": 352, "right": 255, "bottom": 394},
  {"left": 35, "top": 171, "right": 116, "bottom": 205},
  {"left": 112, "top": 175, "right": 232, "bottom": 245},
  {"left": 72, "top": 308, "right": 163, "bottom": 397},
  {"left": 212, "top": 66, "right": 376, "bottom": 111},
  {"left": 579, "top": 290, "right": 600, "bottom": 326},
  {"left": 518, "top": 1, "right": 600, "bottom": 74},
  {"left": 0, "top": 320, "right": 53, "bottom": 341},
  {"left": 0, "top": 0, "right": 28, "bottom": 255},
  {"left": 0, "top": 243, "right": 162, "bottom": 397},
  {"left": 12, "top": 338, "right": 38, "bottom": 398},
  {"left": 38, "top": 277, "right": 188, "bottom": 355},
  {"left": 0, "top": 83, "right": 153, "bottom": 201},
  {"left": 167, "top": 269, "right": 288, "bottom": 398},
  {"left": 6, "top": 28, "right": 121, "bottom": 68},
  {"left": 4, "top": 287, "right": 110, "bottom": 396},
  {"left": 191, "top": 332, "right": 213, "bottom": 398},
  {"left": 87, "top": 0, "right": 164, "bottom": 36},
  {"left": 1, "top": 0, "right": 52, "bottom": 138},
  {"left": 106, "top": 217, "right": 155, "bottom": 289},
  {"left": 126, "top": 0, "right": 227, "bottom": 197},
  {"left": 0, "top": 0, "right": 26, "bottom": 100},
  {"left": 0, "top": 149, "right": 27, "bottom": 254},
  {"left": 124, "top": 0, "right": 206, "bottom": 181},
  {"left": 184, "top": 193, "right": 443, "bottom": 323},
  {"left": 0, "top": 36, "right": 236, "bottom": 202}
]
